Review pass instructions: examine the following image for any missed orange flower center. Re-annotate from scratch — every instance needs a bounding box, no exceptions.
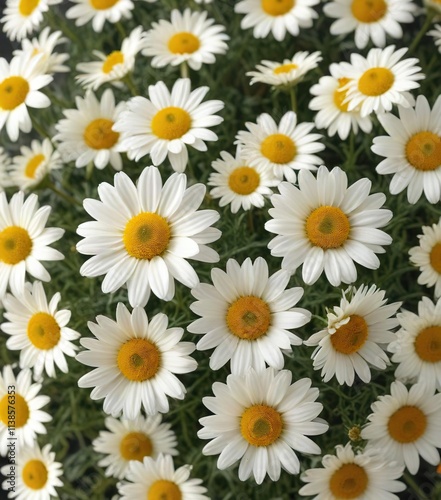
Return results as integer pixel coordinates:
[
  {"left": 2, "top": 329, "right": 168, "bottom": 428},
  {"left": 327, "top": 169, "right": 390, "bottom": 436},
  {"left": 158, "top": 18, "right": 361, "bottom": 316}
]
[
  {"left": 228, "top": 166, "right": 260, "bottom": 195},
  {"left": 305, "top": 206, "right": 350, "bottom": 249},
  {"left": 329, "top": 463, "right": 369, "bottom": 499},
  {"left": 351, "top": 0, "right": 387, "bottom": 23},
  {"left": 261, "top": 0, "right": 294, "bottom": 16},
  {"left": 240, "top": 404, "right": 283, "bottom": 446},
  {"left": 168, "top": 32, "right": 200, "bottom": 54},
  {"left": 117, "top": 338, "right": 160, "bottom": 381},
  {"left": 405, "top": 131, "right": 441, "bottom": 172},
  {"left": 226, "top": 296, "right": 271, "bottom": 340},
  {"left": 414, "top": 326, "right": 441, "bottom": 363},
  {"left": 388, "top": 405, "right": 427, "bottom": 443},
  {"left": 358, "top": 67, "right": 394, "bottom": 96}
]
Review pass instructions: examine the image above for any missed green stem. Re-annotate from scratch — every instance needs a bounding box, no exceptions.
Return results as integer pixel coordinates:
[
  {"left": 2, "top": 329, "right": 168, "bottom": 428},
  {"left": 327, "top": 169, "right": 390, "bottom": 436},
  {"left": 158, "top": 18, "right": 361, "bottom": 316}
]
[
  {"left": 31, "top": 115, "right": 51, "bottom": 140},
  {"left": 180, "top": 61, "right": 189, "bottom": 79},
  {"left": 409, "top": 11, "right": 435, "bottom": 54},
  {"left": 123, "top": 73, "right": 139, "bottom": 97},
  {"left": 247, "top": 209, "right": 255, "bottom": 233},
  {"left": 86, "top": 161, "right": 94, "bottom": 181},
  {"left": 289, "top": 85, "right": 297, "bottom": 112},
  {"left": 403, "top": 472, "right": 429, "bottom": 500},
  {"left": 116, "top": 21, "right": 126, "bottom": 40},
  {"left": 46, "top": 180, "right": 82, "bottom": 207}
]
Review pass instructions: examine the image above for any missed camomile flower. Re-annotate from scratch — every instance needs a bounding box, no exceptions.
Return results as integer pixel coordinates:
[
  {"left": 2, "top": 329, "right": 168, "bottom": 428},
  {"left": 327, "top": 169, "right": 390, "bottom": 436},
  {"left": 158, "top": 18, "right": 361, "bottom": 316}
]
[
  {"left": 0, "top": 365, "right": 51, "bottom": 456},
  {"left": 265, "top": 166, "right": 393, "bottom": 287},
  {"left": 1, "top": 281, "right": 80, "bottom": 378},
  {"left": 0, "top": 147, "right": 11, "bottom": 190},
  {"left": 54, "top": 88, "right": 124, "bottom": 171},
  {"left": 429, "top": 24, "right": 441, "bottom": 53},
  {"left": 77, "top": 303, "right": 197, "bottom": 419},
  {"left": 0, "top": 191, "right": 64, "bottom": 299},
  {"left": 299, "top": 442, "right": 406, "bottom": 499},
  {"left": 0, "top": 52, "right": 52, "bottom": 142},
  {"left": 362, "top": 380, "right": 441, "bottom": 475},
  {"left": 93, "top": 414, "right": 178, "bottom": 480},
  {"left": 324, "top": 0, "right": 416, "bottom": 49},
  {"left": 235, "top": 0, "right": 320, "bottom": 41},
  {"left": 235, "top": 111, "right": 324, "bottom": 183},
  {"left": 198, "top": 367, "right": 328, "bottom": 484},
  {"left": 188, "top": 257, "right": 311, "bottom": 375},
  {"left": 304, "top": 284, "right": 401, "bottom": 386},
  {"left": 113, "top": 78, "right": 224, "bottom": 172},
  {"left": 143, "top": 9, "right": 229, "bottom": 71},
  {"left": 66, "top": 0, "right": 134, "bottom": 33},
  {"left": 247, "top": 51, "right": 322, "bottom": 88},
  {"left": 118, "top": 454, "right": 208, "bottom": 500},
  {"left": 372, "top": 95, "right": 441, "bottom": 204},
  {"left": 76, "top": 166, "right": 220, "bottom": 307}
]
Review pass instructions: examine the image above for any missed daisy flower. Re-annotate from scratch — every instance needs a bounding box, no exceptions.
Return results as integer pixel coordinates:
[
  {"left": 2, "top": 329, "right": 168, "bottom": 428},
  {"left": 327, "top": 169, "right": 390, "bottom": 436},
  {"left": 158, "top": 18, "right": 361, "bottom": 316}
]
[
  {"left": 1, "top": 281, "right": 80, "bottom": 378},
  {"left": 299, "top": 442, "right": 406, "bottom": 499},
  {"left": 372, "top": 95, "right": 441, "bottom": 204},
  {"left": 54, "top": 88, "right": 124, "bottom": 171},
  {"left": 324, "top": 0, "right": 416, "bottom": 49},
  {"left": 118, "top": 454, "right": 208, "bottom": 500},
  {"left": 388, "top": 297, "right": 441, "bottom": 394},
  {"left": 188, "top": 257, "right": 311, "bottom": 375},
  {"left": 198, "top": 367, "right": 328, "bottom": 484},
  {"left": 208, "top": 149, "right": 279, "bottom": 213},
  {"left": 362, "top": 380, "right": 441, "bottom": 475},
  {"left": 93, "top": 414, "right": 178, "bottom": 480},
  {"left": 235, "top": 111, "right": 324, "bottom": 184},
  {"left": 76, "top": 166, "right": 220, "bottom": 307},
  {"left": 0, "top": 147, "right": 11, "bottom": 190},
  {"left": 0, "top": 191, "right": 64, "bottom": 299},
  {"left": 0, "top": 365, "right": 51, "bottom": 456},
  {"left": 304, "top": 284, "right": 401, "bottom": 386},
  {"left": 235, "top": 0, "right": 320, "bottom": 41},
  {"left": 247, "top": 51, "right": 322, "bottom": 87},
  {"left": 429, "top": 24, "right": 441, "bottom": 53},
  {"left": 113, "top": 78, "right": 224, "bottom": 172},
  {"left": 0, "top": 53, "right": 52, "bottom": 141},
  {"left": 9, "top": 138, "right": 62, "bottom": 190},
  {"left": 66, "top": 0, "right": 134, "bottom": 33},
  {"left": 143, "top": 9, "right": 229, "bottom": 71},
  {"left": 265, "top": 166, "right": 393, "bottom": 287},
  {"left": 77, "top": 303, "right": 197, "bottom": 419}
]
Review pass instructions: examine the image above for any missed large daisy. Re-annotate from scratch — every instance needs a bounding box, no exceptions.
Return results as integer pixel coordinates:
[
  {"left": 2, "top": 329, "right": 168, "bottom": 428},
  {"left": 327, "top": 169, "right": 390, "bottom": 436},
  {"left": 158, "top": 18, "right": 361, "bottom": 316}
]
[
  {"left": 76, "top": 166, "right": 220, "bottom": 307},
  {"left": 66, "top": 0, "right": 134, "bottom": 33},
  {"left": 265, "top": 166, "right": 393, "bottom": 287}
]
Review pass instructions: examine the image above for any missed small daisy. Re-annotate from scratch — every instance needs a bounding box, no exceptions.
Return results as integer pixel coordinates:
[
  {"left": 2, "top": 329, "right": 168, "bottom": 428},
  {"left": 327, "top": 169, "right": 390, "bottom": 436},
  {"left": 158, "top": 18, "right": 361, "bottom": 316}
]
[
  {"left": 235, "top": 0, "right": 320, "bottom": 41},
  {"left": 208, "top": 149, "right": 279, "bottom": 213},
  {"left": 198, "top": 367, "right": 328, "bottom": 484},
  {"left": 299, "top": 442, "right": 406, "bottom": 499},
  {"left": 9, "top": 138, "right": 62, "bottom": 190},
  {"left": 54, "top": 88, "right": 124, "bottom": 171},
  {"left": 0, "top": 147, "right": 11, "bottom": 190},
  {"left": 235, "top": 111, "right": 324, "bottom": 184},
  {"left": 118, "top": 454, "right": 208, "bottom": 500},
  {"left": 0, "top": 365, "right": 51, "bottom": 456},
  {"left": 324, "top": 0, "right": 416, "bottom": 49},
  {"left": 429, "top": 24, "right": 441, "bottom": 53},
  {"left": 1, "top": 281, "right": 80, "bottom": 378},
  {"left": 247, "top": 51, "right": 322, "bottom": 88},
  {"left": 93, "top": 414, "right": 178, "bottom": 480},
  {"left": 0, "top": 191, "right": 64, "bottom": 299},
  {"left": 372, "top": 95, "right": 441, "bottom": 204},
  {"left": 362, "top": 380, "right": 441, "bottom": 475},
  {"left": 188, "top": 257, "right": 311, "bottom": 375},
  {"left": 305, "top": 284, "right": 401, "bottom": 386},
  {"left": 113, "top": 78, "right": 224, "bottom": 172},
  {"left": 143, "top": 9, "right": 229, "bottom": 71},
  {"left": 66, "top": 0, "right": 134, "bottom": 33},
  {"left": 77, "top": 166, "right": 220, "bottom": 307},
  {"left": 77, "top": 303, "right": 197, "bottom": 419},
  {"left": 265, "top": 166, "right": 393, "bottom": 287}
]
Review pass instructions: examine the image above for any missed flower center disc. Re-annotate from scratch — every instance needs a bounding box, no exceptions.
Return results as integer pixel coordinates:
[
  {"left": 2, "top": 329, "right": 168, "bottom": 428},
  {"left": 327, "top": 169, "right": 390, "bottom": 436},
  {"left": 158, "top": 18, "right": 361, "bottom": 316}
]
[
  {"left": 27, "top": 312, "right": 61, "bottom": 350},
  {"left": 306, "top": 206, "right": 350, "bottom": 249},
  {"left": 123, "top": 212, "right": 171, "bottom": 260},
  {"left": 0, "top": 393, "right": 30, "bottom": 427},
  {"left": 84, "top": 118, "right": 119, "bottom": 150},
  {"left": 148, "top": 480, "right": 182, "bottom": 500},
  {"left": 0, "top": 76, "right": 30, "bottom": 111},
  {"left": 351, "top": 0, "right": 387, "bottom": 23},
  {"left": 168, "top": 32, "right": 201, "bottom": 55},
  {"left": 0, "top": 226, "right": 33, "bottom": 264},
  {"left": 405, "top": 131, "right": 441, "bottom": 171},
  {"left": 22, "top": 460, "right": 48, "bottom": 490},
  {"left": 358, "top": 67, "right": 395, "bottom": 96},
  {"left": 262, "top": 0, "right": 295, "bottom": 16},
  {"left": 151, "top": 106, "right": 192, "bottom": 140},
  {"left": 261, "top": 133, "right": 296, "bottom": 164},
  {"left": 430, "top": 243, "right": 441, "bottom": 273},
  {"left": 226, "top": 296, "right": 271, "bottom": 339},
  {"left": 25, "top": 154, "right": 45, "bottom": 179},
  {"left": 329, "top": 463, "right": 369, "bottom": 499},
  {"left": 90, "top": 0, "right": 119, "bottom": 10},
  {"left": 117, "top": 338, "right": 160, "bottom": 381},
  {"left": 18, "top": 0, "right": 39, "bottom": 16},
  {"left": 388, "top": 405, "right": 427, "bottom": 443},
  {"left": 334, "top": 78, "right": 351, "bottom": 112},
  {"left": 102, "top": 51, "right": 124, "bottom": 74},
  {"left": 228, "top": 166, "right": 260, "bottom": 195},
  {"left": 119, "top": 431, "right": 152, "bottom": 461},
  {"left": 240, "top": 404, "right": 283, "bottom": 446},
  {"left": 414, "top": 326, "right": 441, "bottom": 363},
  {"left": 274, "top": 63, "right": 298, "bottom": 74},
  {"left": 330, "top": 315, "right": 368, "bottom": 354}
]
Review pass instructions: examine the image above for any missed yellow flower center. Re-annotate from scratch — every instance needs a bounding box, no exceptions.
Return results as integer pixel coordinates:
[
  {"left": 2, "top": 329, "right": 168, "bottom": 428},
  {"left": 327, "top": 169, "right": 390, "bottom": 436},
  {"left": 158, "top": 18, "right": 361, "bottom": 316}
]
[
  {"left": 83, "top": 118, "right": 119, "bottom": 150},
  {"left": 414, "top": 326, "right": 441, "bottom": 363},
  {"left": 430, "top": 242, "right": 441, "bottom": 273},
  {"left": 226, "top": 296, "right": 271, "bottom": 340},
  {"left": 123, "top": 212, "right": 171, "bottom": 260},
  {"left": 102, "top": 51, "right": 124, "bottom": 74},
  {"left": 273, "top": 63, "right": 298, "bottom": 74},
  {"left": 117, "top": 338, "right": 160, "bottom": 382},
  {"left": 405, "top": 131, "right": 441, "bottom": 172},
  {"left": 90, "top": 0, "right": 119, "bottom": 10},
  {"left": 228, "top": 166, "right": 260, "bottom": 195},
  {"left": 329, "top": 463, "right": 369, "bottom": 499},
  {"left": 148, "top": 480, "right": 182, "bottom": 500},
  {"left": 261, "top": 0, "right": 294, "bottom": 16},
  {"left": 0, "top": 394, "right": 30, "bottom": 428},
  {"left": 351, "top": 0, "right": 387, "bottom": 23},
  {"left": 388, "top": 405, "right": 427, "bottom": 443},
  {"left": 151, "top": 106, "right": 192, "bottom": 140},
  {"left": 27, "top": 312, "right": 61, "bottom": 350},
  {"left": 25, "top": 153, "right": 45, "bottom": 179},
  {"left": 358, "top": 67, "right": 395, "bottom": 96},
  {"left": 0, "top": 76, "right": 30, "bottom": 111},
  {"left": 0, "top": 226, "right": 33, "bottom": 265},
  {"left": 330, "top": 315, "right": 368, "bottom": 355},
  {"left": 240, "top": 404, "right": 283, "bottom": 446},
  {"left": 333, "top": 78, "right": 351, "bottom": 112},
  {"left": 168, "top": 32, "right": 201, "bottom": 55},
  {"left": 305, "top": 206, "right": 350, "bottom": 249},
  {"left": 18, "top": 0, "right": 40, "bottom": 16},
  {"left": 22, "top": 460, "right": 48, "bottom": 490},
  {"left": 260, "top": 133, "right": 296, "bottom": 164},
  {"left": 119, "top": 432, "right": 153, "bottom": 461}
]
